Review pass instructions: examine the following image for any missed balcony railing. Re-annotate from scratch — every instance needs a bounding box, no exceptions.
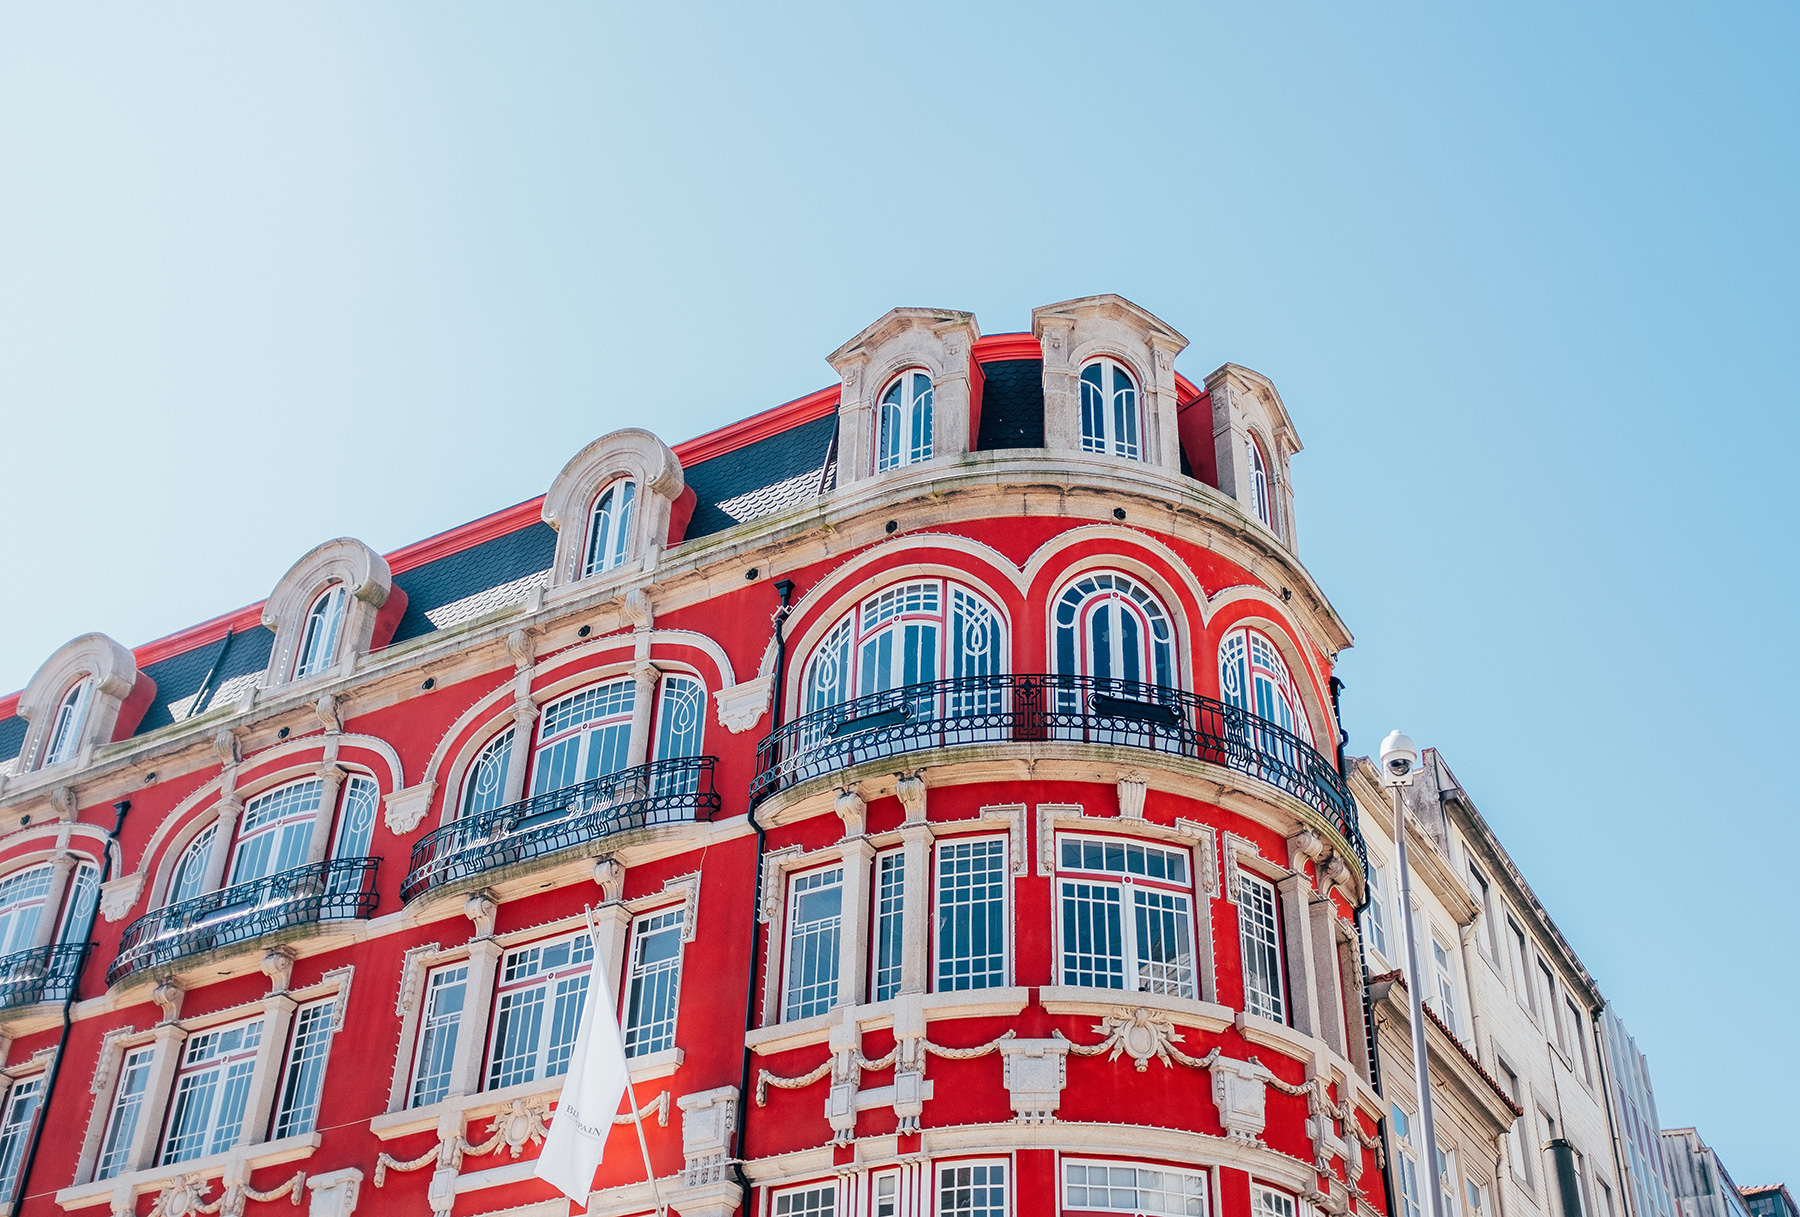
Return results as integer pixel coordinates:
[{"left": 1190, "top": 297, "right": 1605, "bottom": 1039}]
[
  {"left": 400, "top": 755, "right": 721, "bottom": 903},
  {"left": 0, "top": 942, "right": 91, "bottom": 1011},
  {"left": 751, "top": 674, "right": 1361, "bottom": 864},
  {"left": 108, "top": 857, "right": 380, "bottom": 986}
]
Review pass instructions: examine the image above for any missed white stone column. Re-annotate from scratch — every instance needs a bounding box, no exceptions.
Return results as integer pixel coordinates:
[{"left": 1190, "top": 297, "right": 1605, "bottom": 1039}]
[
  {"left": 1277, "top": 873, "right": 1320, "bottom": 1037},
  {"left": 932, "top": 324, "right": 975, "bottom": 460},
  {"left": 627, "top": 662, "right": 662, "bottom": 770},
  {"left": 834, "top": 360, "right": 872, "bottom": 488},
  {"left": 30, "top": 852, "right": 78, "bottom": 949},
  {"left": 1037, "top": 318, "right": 1081, "bottom": 453},
  {"left": 127, "top": 1024, "right": 190, "bottom": 1172},
  {"left": 306, "top": 765, "right": 347, "bottom": 865},
  {"left": 1309, "top": 896, "right": 1348, "bottom": 1058},
  {"left": 835, "top": 839, "right": 874, "bottom": 1010},
  {"left": 898, "top": 824, "right": 931, "bottom": 997},
  {"left": 1145, "top": 335, "right": 1185, "bottom": 475},
  {"left": 200, "top": 797, "right": 243, "bottom": 894},
  {"left": 241, "top": 993, "right": 299, "bottom": 1146},
  {"left": 449, "top": 893, "right": 502, "bottom": 1099},
  {"left": 500, "top": 697, "right": 538, "bottom": 807}
]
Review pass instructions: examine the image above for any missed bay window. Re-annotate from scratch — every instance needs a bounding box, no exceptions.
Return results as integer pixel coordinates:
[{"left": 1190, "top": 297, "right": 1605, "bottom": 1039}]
[
  {"left": 487, "top": 932, "right": 594, "bottom": 1089},
  {"left": 1057, "top": 835, "right": 1196, "bottom": 999},
  {"left": 1064, "top": 1159, "right": 1209, "bottom": 1216},
  {"left": 936, "top": 837, "right": 1007, "bottom": 992},
  {"left": 623, "top": 906, "right": 685, "bottom": 1058},
  {"left": 878, "top": 369, "right": 934, "bottom": 471},
  {"left": 783, "top": 866, "right": 844, "bottom": 1021},
  {"left": 1238, "top": 872, "right": 1286, "bottom": 1022}
]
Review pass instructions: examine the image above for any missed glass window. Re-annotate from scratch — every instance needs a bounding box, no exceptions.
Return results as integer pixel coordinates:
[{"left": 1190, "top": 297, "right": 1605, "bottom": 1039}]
[
  {"left": 875, "top": 1173, "right": 899, "bottom": 1217},
  {"left": 488, "top": 932, "right": 594, "bottom": 1089},
  {"left": 462, "top": 729, "right": 514, "bottom": 818},
  {"left": 1437, "top": 1148, "right": 1460, "bottom": 1217},
  {"left": 0, "top": 1075, "right": 43, "bottom": 1202},
  {"left": 1052, "top": 572, "right": 1175, "bottom": 694},
  {"left": 1565, "top": 998, "right": 1591, "bottom": 1082},
  {"left": 531, "top": 681, "right": 635, "bottom": 795},
  {"left": 624, "top": 908, "right": 685, "bottom": 1058},
  {"left": 96, "top": 1046, "right": 154, "bottom": 1180},
  {"left": 1432, "top": 936, "right": 1462, "bottom": 1037},
  {"left": 41, "top": 678, "right": 93, "bottom": 768},
  {"left": 331, "top": 775, "right": 379, "bottom": 861},
  {"left": 1246, "top": 435, "right": 1272, "bottom": 527},
  {"left": 293, "top": 585, "right": 347, "bottom": 680},
  {"left": 1500, "top": 1062, "right": 1531, "bottom": 1184},
  {"left": 802, "top": 580, "right": 1004, "bottom": 715},
  {"left": 653, "top": 674, "right": 706, "bottom": 761},
  {"left": 872, "top": 851, "right": 905, "bottom": 1003},
  {"left": 1468, "top": 1180, "right": 1491, "bottom": 1217},
  {"left": 168, "top": 825, "right": 215, "bottom": 906},
  {"left": 1064, "top": 1159, "right": 1208, "bottom": 1215},
  {"left": 229, "top": 780, "right": 321, "bottom": 886},
  {"left": 57, "top": 861, "right": 102, "bottom": 943},
  {"left": 161, "top": 1018, "right": 264, "bottom": 1164},
  {"left": 0, "top": 866, "right": 53, "bottom": 956},
  {"left": 1218, "top": 627, "right": 1314, "bottom": 745},
  {"left": 878, "top": 369, "right": 935, "bottom": 471},
  {"left": 273, "top": 999, "right": 335, "bottom": 1138},
  {"left": 774, "top": 1183, "right": 838, "bottom": 1217},
  {"left": 1080, "top": 357, "right": 1141, "bottom": 459},
  {"left": 936, "top": 838, "right": 1006, "bottom": 992},
  {"left": 784, "top": 867, "right": 843, "bottom": 1021},
  {"left": 1057, "top": 835, "right": 1195, "bottom": 999},
  {"left": 583, "top": 480, "right": 637, "bottom": 578},
  {"left": 1363, "top": 855, "right": 1392, "bottom": 961},
  {"left": 410, "top": 964, "right": 468, "bottom": 1108},
  {"left": 1507, "top": 920, "right": 1536, "bottom": 1014},
  {"left": 939, "top": 1161, "right": 1007, "bottom": 1217},
  {"left": 1238, "top": 873, "right": 1286, "bottom": 1022},
  {"left": 1538, "top": 962, "right": 1561, "bottom": 1041},
  {"left": 1391, "top": 1106, "right": 1424, "bottom": 1217},
  {"left": 1253, "top": 1186, "right": 1298, "bottom": 1217}
]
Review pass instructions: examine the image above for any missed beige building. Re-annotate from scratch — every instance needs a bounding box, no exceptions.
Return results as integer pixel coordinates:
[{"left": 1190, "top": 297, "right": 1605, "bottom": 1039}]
[{"left": 1352, "top": 749, "right": 1630, "bottom": 1217}]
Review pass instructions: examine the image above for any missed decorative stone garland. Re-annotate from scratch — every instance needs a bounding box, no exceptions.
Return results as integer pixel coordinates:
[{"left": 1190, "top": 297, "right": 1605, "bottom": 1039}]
[
  {"left": 756, "top": 1031, "right": 1017, "bottom": 1104},
  {"left": 147, "top": 1169, "right": 306, "bottom": 1217}
]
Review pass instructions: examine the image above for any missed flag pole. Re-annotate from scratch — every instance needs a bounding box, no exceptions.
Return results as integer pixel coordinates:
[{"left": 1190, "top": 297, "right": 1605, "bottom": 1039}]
[{"left": 587, "top": 905, "right": 668, "bottom": 1217}]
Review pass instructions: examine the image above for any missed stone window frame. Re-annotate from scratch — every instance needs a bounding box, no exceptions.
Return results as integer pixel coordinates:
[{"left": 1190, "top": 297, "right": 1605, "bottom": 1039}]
[
  {"left": 541, "top": 428, "right": 686, "bottom": 593},
  {"left": 1046, "top": 826, "right": 1207, "bottom": 1004},
  {"left": 1059, "top": 1153, "right": 1218, "bottom": 1217},
  {"left": 933, "top": 1155, "right": 1012, "bottom": 1217},
  {"left": 9, "top": 633, "right": 147, "bottom": 780},
  {"left": 1032, "top": 294, "right": 1188, "bottom": 476},
  {"left": 827, "top": 307, "right": 980, "bottom": 489},
  {"left": 260, "top": 537, "right": 396, "bottom": 690},
  {"left": 1202, "top": 363, "right": 1304, "bottom": 551},
  {"left": 770, "top": 1177, "right": 841, "bottom": 1217},
  {"left": 71, "top": 967, "right": 352, "bottom": 1191}
]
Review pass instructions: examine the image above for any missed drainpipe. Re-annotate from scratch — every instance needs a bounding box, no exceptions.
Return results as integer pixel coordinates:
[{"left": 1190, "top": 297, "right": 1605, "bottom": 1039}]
[
  {"left": 733, "top": 578, "right": 795, "bottom": 1212},
  {"left": 1328, "top": 675, "right": 1348, "bottom": 773},
  {"left": 12, "top": 798, "right": 131, "bottom": 1212}
]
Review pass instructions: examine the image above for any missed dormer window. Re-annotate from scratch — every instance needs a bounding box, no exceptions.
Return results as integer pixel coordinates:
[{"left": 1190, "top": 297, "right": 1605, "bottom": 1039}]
[
  {"left": 40, "top": 677, "right": 93, "bottom": 769},
  {"left": 877, "top": 371, "right": 934, "bottom": 471},
  {"left": 1247, "top": 435, "right": 1272, "bottom": 528},
  {"left": 583, "top": 480, "right": 637, "bottom": 578},
  {"left": 293, "top": 585, "right": 347, "bottom": 680},
  {"left": 1079, "top": 358, "right": 1141, "bottom": 460}
]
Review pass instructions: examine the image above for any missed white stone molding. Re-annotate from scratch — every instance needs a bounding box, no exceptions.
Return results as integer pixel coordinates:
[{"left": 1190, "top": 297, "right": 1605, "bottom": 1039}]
[
  {"left": 1180, "top": 819, "right": 1222, "bottom": 897},
  {"left": 1035, "top": 803, "right": 1084, "bottom": 875},
  {"left": 828, "top": 307, "right": 980, "bottom": 488},
  {"left": 305, "top": 1167, "right": 363, "bottom": 1217},
  {"left": 320, "top": 965, "right": 355, "bottom": 1030},
  {"left": 152, "top": 980, "right": 184, "bottom": 1025},
  {"left": 463, "top": 891, "right": 499, "bottom": 939},
  {"left": 100, "top": 870, "right": 148, "bottom": 923},
  {"left": 971, "top": 803, "right": 1029, "bottom": 877},
  {"left": 383, "top": 781, "right": 436, "bottom": 835},
  {"left": 1032, "top": 294, "right": 1189, "bottom": 473},
  {"left": 895, "top": 772, "right": 927, "bottom": 825},
  {"left": 1000, "top": 1037, "right": 1069, "bottom": 1123},
  {"left": 541, "top": 428, "right": 685, "bottom": 590},
  {"left": 593, "top": 856, "right": 626, "bottom": 903},
  {"left": 1212, "top": 1054, "right": 1271, "bottom": 1143},
  {"left": 394, "top": 944, "right": 442, "bottom": 1018},
  {"left": 1222, "top": 831, "right": 1261, "bottom": 903},
  {"left": 833, "top": 787, "right": 868, "bottom": 839},
  {"left": 1203, "top": 362, "right": 1304, "bottom": 549},
  {"left": 260, "top": 948, "right": 296, "bottom": 994},
  {"left": 1117, "top": 772, "right": 1148, "bottom": 821},
  {"left": 758, "top": 846, "right": 806, "bottom": 925},
  {"left": 11, "top": 632, "right": 147, "bottom": 777},
  {"left": 262, "top": 537, "right": 394, "bottom": 688},
  {"left": 676, "top": 1086, "right": 742, "bottom": 1217},
  {"left": 714, "top": 674, "right": 773, "bottom": 734}
]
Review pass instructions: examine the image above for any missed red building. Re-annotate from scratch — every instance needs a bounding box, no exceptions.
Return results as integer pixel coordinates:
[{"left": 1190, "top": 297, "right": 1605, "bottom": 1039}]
[{"left": 0, "top": 296, "right": 1389, "bottom": 1217}]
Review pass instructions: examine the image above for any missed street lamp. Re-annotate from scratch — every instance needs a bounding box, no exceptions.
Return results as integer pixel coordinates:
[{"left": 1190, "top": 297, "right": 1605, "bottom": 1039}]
[{"left": 1381, "top": 728, "right": 1443, "bottom": 1217}]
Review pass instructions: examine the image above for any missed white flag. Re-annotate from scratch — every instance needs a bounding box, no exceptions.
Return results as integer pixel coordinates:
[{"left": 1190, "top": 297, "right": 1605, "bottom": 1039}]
[{"left": 535, "top": 942, "right": 631, "bottom": 1202}]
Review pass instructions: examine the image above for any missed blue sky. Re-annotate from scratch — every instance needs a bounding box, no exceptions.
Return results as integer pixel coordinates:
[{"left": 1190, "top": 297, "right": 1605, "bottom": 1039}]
[{"left": 2, "top": 0, "right": 1794, "bottom": 1184}]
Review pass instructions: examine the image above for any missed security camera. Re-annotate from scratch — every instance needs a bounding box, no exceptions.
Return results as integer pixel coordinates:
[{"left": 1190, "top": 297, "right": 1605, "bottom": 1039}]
[{"left": 1379, "top": 730, "right": 1418, "bottom": 786}]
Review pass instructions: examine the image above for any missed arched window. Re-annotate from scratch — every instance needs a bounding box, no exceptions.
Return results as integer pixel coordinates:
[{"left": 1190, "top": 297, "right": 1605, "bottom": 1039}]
[
  {"left": 1218, "top": 627, "right": 1313, "bottom": 744},
  {"left": 331, "top": 775, "right": 380, "bottom": 860},
  {"left": 0, "top": 868, "right": 53, "bottom": 957},
  {"left": 40, "top": 678, "right": 93, "bottom": 768},
  {"left": 654, "top": 675, "right": 706, "bottom": 761},
  {"left": 1246, "top": 435, "right": 1272, "bottom": 528},
  {"left": 532, "top": 680, "right": 635, "bottom": 796},
  {"left": 293, "top": 585, "right": 347, "bottom": 680},
  {"left": 877, "top": 370, "right": 934, "bottom": 472},
  {"left": 1079, "top": 358, "right": 1141, "bottom": 460},
  {"left": 1052, "top": 572, "right": 1176, "bottom": 692},
  {"left": 229, "top": 781, "right": 322, "bottom": 886},
  {"left": 583, "top": 480, "right": 637, "bottom": 578},
  {"left": 802, "top": 580, "right": 1005, "bottom": 714},
  {"left": 56, "top": 862, "right": 101, "bottom": 942},
  {"left": 169, "top": 826, "right": 215, "bottom": 906},
  {"left": 461, "top": 729, "right": 514, "bottom": 819}
]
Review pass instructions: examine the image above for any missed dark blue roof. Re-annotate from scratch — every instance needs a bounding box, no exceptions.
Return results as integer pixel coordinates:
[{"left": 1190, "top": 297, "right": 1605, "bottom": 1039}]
[
  {"left": 683, "top": 414, "right": 838, "bottom": 539},
  {"left": 0, "top": 715, "right": 25, "bottom": 766},
  {"left": 976, "top": 359, "right": 1044, "bottom": 451},
  {"left": 389, "top": 523, "right": 558, "bottom": 645},
  {"left": 135, "top": 627, "right": 275, "bottom": 737}
]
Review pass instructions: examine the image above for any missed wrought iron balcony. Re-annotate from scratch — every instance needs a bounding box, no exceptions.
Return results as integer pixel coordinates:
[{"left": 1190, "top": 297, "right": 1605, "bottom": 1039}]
[
  {"left": 751, "top": 674, "right": 1361, "bottom": 864},
  {"left": 0, "top": 942, "right": 91, "bottom": 1011},
  {"left": 400, "top": 755, "right": 721, "bottom": 903},
  {"left": 108, "top": 857, "right": 380, "bottom": 986}
]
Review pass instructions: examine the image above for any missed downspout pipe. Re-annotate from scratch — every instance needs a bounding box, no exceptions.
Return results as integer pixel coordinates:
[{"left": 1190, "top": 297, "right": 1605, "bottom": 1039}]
[
  {"left": 13, "top": 798, "right": 130, "bottom": 1212},
  {"left": 1329, "top": 675, "right": 1349, "bottom": 774},
  {"left": 733, "top": 579, "right": 795, "bottom": 1211}
]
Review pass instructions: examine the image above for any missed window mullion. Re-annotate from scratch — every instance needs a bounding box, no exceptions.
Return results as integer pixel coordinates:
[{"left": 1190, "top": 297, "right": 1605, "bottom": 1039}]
[{"left": 238, "top": 996, "right": 297, "bottom": 1149}]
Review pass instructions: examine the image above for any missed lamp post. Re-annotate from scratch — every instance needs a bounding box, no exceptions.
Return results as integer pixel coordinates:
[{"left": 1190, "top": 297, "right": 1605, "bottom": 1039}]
[{"left": 1381, "top": 729, "right": 1443, "bottom": 1217}]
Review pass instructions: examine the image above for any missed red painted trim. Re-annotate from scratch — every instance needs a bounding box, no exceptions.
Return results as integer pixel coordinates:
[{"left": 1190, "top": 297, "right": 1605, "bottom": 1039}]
[
  {"left": 1175, "top": 371, "right": 1202, "bottom": 404},
  {"left": 132, "top": 603, "right": 269, "bottom": 670},
  {"left": 973, "top": 333, "right": 1041, "bottom": 362},
  {"left": 0, "top": 693, "right": 17, "bottom": 721},
  {"left": 386, "top": 497, "right": 547, "bottom": 576},
  {"left": 672, "top": 385, "right": 840, "bottom": 467}
]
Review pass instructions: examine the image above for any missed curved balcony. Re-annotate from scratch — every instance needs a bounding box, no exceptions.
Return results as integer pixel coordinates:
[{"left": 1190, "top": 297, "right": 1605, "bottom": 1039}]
[
  {"left": 751, "top": 674, "right": 1361, "bottom": 864},
  {"left": 108, "top": 857, "right": 380, "bottom": 986},
  {"left": 400, "top": 755, "right": 721, "bottom": 903},
  {"left": 0, "top": 942, "right": 91, "bottom": 1011}
]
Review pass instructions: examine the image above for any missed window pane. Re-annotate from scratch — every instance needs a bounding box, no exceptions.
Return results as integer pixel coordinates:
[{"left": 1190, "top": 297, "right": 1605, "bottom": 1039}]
[
  {"left": 96, "top": 1048, "right": 154, "bottom": 1180},
  {"left": 936, "top": 839, "right": 1006, "bottom": 991},
  {"left": 625, "top": 909, "right": 685, "bottom": 1056},
  {"left": 784, "top": 869, "right": 843, "bottom": 1021},
  {"left": 872, "top": 853, "right": 905, "bottom": 1003},
  {"left": 0, "top": 1077, "right": 43, "bottom": 1202},
  {"left": 940, "top": 1162, "right": 1007, "bottom": 1217},
  {"left": 1239, "top": 876, "right": 1286, "bottom": 1022},
  {"left": 1134, "top": 889, "right": 1195, "bottom": 998},
  {"left": 774, "top": 1184, "right": 838, "bottom": 1216},
  {"left": 274, "top": 1001, "right": 335, "bottom": 1138},
  {"left": 1061, "top": 880, "right": 1125, "bottom": 989},
  {"left": 412, "top": 966, "right": 468, "bottom": 1108}
]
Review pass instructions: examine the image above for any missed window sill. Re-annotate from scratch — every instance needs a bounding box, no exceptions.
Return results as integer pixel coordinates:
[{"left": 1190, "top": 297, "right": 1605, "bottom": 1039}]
[
  {"left": 54, "top": 1132, "right": 320, "bottom": 1211},
  {"left": 1235, "top": 1011, "right": 1317, "bottom": 1059},
  {"left": 1038, "top": 986, "right": 1233, "bottom": 1032},
  {"left": 372, "top": 1050, "right": 680, "bottom": 1142}
]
